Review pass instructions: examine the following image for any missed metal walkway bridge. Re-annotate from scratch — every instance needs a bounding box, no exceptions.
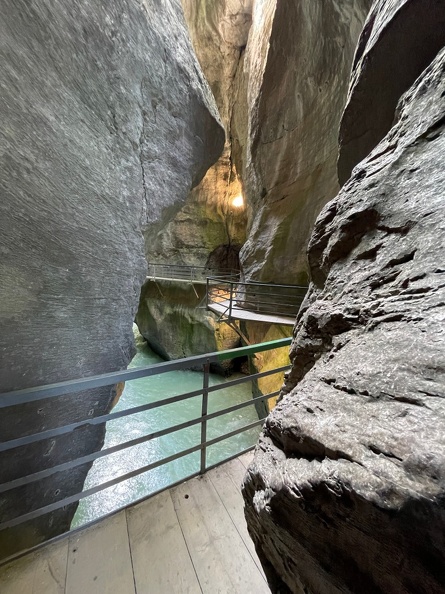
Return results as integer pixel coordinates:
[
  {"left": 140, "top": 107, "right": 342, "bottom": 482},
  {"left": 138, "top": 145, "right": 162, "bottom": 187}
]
[
  {"left": 1, "top": 452, "right": 268, "bottom": 593},
  {"left": 0, "top": 338, "right": 292, "bottom": 570},
  {"left": 147, "top": 263, "right": 308, "bottom": 326}
]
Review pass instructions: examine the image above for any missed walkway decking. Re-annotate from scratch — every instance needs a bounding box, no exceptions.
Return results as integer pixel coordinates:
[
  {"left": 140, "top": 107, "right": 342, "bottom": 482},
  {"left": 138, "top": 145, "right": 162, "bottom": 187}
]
[
  {"left": 208, "top": 300, "right": 296, "bottom": 326},
  {"left": 0, "top": 453, "right": 269, "bottom": 594}
]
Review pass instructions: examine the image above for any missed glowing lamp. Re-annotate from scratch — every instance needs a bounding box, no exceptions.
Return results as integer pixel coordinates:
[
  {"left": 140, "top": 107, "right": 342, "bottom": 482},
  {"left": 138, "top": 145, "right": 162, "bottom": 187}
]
[{"left": 232, "top": 195, "right": 244, "bottom": 208}]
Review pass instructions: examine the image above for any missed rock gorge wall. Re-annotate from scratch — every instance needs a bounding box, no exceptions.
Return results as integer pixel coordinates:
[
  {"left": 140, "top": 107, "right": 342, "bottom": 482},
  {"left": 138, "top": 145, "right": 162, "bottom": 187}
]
[
  {"left": 144, "top": 0, "right": 252, "bottom": 267},
  {"left": 140, "top": 0, "right": 371, "bottom": 369},
  {"left": 0, "top": 0, "right": 223, "bottom": 559},
  {"left": 230, "top": 0, "right": 372, "bottom": 409},
  {"left": 243, "top": 3, "right": 445, "bottom": 592},
  {"left": 233, "top": 0, "right": 372, "bottom": 284},
  {"left": 138, "top": 0, "right": 253, "bottom": 360}
]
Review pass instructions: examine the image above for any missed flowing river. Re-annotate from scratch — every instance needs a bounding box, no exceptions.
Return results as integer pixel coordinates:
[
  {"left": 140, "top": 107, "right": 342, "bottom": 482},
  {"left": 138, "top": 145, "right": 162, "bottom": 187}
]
[{"left": 72, "top": 327, "right": 260, "bottom": 528}]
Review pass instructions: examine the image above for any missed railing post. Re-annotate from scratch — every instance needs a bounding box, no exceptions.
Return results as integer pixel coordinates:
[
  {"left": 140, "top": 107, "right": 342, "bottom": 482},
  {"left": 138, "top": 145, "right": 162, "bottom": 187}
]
[
  {"left": 200, "top": 359, "right": 210, "bottom": 474},
  {"left": 228, "top": 282, "right": 233, "bottom": 322},
  {"left": 206, "top": 277, "right": 209, "bottom": 310}
]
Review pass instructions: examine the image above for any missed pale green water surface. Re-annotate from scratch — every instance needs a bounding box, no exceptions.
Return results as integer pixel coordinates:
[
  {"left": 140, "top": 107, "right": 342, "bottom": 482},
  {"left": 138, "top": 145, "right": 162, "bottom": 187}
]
[{"left": 72, "top": 328, "right": 260, "bottom": 527}]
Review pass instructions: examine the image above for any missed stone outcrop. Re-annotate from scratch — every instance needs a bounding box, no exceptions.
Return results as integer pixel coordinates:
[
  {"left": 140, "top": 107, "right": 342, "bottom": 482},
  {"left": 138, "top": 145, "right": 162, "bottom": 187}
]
[
  {"left": 240, "top": 321, "right": 293, "bottom": 416},
  {"left": 233, "top": 0, "right": 372, "bottom": 284},
  {"left": 146, "top": 150, "right": 246, "bottom": 267},
  {"left": 243, "top": 12, "right": 445, "bottom": 594},
  {"left": 0, "top": 0, "right": 223, "bottom": 559},
  {"left": 136, "top": 279, "right": 241, "bottom": 372}
]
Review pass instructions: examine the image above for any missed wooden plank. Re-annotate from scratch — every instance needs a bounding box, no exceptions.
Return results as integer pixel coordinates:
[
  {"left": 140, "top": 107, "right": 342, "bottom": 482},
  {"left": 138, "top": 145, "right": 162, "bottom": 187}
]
[
  {"left": 171, "top": 473, "right": 269, "bottom": 593},
  {"left": 127, "top": 490, "right": 201, "bottom": 594},
  {"left": 66, "top": 511, "right": 135, "bottom": 594},
  {"left": 207, "top": 301, "right": 295, "bottom": 326},
  {"left": 207, "top": 459, "right": 265, "bottom": 576},
  {"left": 237, "top": 450, "right": 255, "bottom": 470},
  {"left": 0, "top": 539, "right": 68, "bottom": 594}
]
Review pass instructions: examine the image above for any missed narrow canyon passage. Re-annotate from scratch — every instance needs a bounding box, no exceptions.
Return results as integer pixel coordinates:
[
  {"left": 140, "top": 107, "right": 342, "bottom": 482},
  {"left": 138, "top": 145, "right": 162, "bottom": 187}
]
[{"left": 0, "top": 0, "right": 444, "bottom": 592}]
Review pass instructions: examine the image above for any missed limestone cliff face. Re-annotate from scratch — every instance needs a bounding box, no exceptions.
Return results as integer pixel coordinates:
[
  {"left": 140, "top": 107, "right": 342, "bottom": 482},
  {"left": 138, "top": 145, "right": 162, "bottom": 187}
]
[
  {"left": 233, "top": 0, "right": 372, "bottom": 284},
  {"left": 243, "top": 6, "right": 445, "bottom": 592},
  {"left": 0, "top": 0, "right": 223, "bottom": 558},
  {"left": 145, "top": 0, "right": 251, "bottom": 268},
  {"left": 140, "top": 0, "right": 253, "bottom": 360}
]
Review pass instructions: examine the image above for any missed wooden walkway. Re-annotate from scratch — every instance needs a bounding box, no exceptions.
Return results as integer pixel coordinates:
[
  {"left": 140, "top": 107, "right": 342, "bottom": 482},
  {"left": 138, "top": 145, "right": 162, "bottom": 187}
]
[
  {"left": 0, "top": 453, "right": 270, "bottom": 594},
  {"left": 208, "top": 300, "right": 296, "bottom": 326}
]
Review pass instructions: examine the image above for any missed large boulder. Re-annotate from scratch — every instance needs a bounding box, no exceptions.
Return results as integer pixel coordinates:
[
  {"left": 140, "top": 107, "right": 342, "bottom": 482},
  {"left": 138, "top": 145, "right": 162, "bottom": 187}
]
[
  {"left": 136, "top": 279, "right": 241, "bottom": 373},
  {"left": 243, "top": 36, "right": 445, "bottom": 594},
  {"left": 0, "top": 0, "right": 223, "bottom": 558}
]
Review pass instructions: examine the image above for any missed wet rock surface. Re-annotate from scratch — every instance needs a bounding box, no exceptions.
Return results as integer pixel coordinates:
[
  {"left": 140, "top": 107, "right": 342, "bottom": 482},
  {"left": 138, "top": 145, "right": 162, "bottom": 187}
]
[
  {"left": 235, "top": 0, "right": 371, "bottom": 283},
  {"left": 136, "top": 279, "right": 241, "bottom": 372},
  {"left": 0, "top": 0, "right": 223, "bottom": 558},
  {"left": 243, "top": 42, "right": 445, "bottom": 594},
  {"left": 338, "top": 0, "right": 445, "bottom": 185}
]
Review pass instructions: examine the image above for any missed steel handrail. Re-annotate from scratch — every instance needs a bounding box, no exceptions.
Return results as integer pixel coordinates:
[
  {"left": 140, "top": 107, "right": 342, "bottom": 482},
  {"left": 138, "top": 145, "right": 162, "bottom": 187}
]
[
  {"left": 0, "top": 338, "right": 292, "bottom": 535},
  {"left": 0, "top": 338, "right": 291, "bottom": 405},
  {"left": 206, "top": 276, "right": 308, "bottom": 291},
  {"left": 206, "top": 277, "right": 308, "bottom": 321},
  {"left": 0, "top": 388, "right": 283, "bottom": 495},
  {"left": 147, "top": 263, "right": 240, "bottom": 283}
]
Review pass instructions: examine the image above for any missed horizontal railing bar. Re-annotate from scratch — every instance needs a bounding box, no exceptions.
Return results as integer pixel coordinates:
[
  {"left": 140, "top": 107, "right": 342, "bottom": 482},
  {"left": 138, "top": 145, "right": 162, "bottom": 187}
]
[
  {"left": 205, "top": 276, "right": 308, "bottom": 290},
  {"left": 206, "top": 366, "right": 290, "bottom": 394},
  {"left": 0, "top": 419, "right": 202, "bottom": 493},
  {"left": 0, "top": 365, "right": 289, "bottom": 453},
  {"left": 0, "top": 391, "right": 278, "bottom": 493},
  {"left": 235, "top": 303, "right": 300, "bottom": 312},
  {"left": 205, "top": 391, "right": 279, "bottom": 420},
  {"left": 0, "top": 338, "right": 291, "bottom": 406},
  {"left": 204, "top": 443, "right": 255, "bottom": 473},
  {"left": 0, "top": 418, "right": 264, "bottom": 530},
  {"left": 234, "top": 288, "right": 307, "bottom": 295},
  {"left": 235, "top": 294, "right": 306, "bottom": 303},
  {"left": 0, "top": 387, "right": 205, "bottom": 452},
  {"left": 0, "top": 444, "right": 205, "bottom": 530},
  {"left": 209, "top": 289, "right": 307, "bottom": 299},
  {"left": 211, "top": 297, "right": 301, "bottom": 305},
  {"left": 204, "top": 418, "right": 264, "bottom": 449},
  {"left": 147, "top": 263, "right": 239, "bottom": 273}
]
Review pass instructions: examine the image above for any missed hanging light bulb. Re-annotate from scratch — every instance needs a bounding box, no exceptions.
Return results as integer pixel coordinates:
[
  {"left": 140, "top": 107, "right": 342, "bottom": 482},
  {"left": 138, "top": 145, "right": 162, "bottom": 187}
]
[{"left": 232, "top": 194, "right": 244, "bottom": 208}]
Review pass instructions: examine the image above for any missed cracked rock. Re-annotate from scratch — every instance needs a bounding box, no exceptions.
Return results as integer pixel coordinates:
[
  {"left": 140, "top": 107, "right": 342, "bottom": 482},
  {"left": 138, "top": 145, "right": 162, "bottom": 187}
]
[{"left": 243, "top": 22, "right": 445, "bottom": 594}]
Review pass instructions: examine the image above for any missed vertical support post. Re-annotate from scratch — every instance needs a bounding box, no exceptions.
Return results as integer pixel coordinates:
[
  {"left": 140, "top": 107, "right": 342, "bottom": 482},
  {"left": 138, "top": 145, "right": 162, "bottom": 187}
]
[
  {"left": 200, "top": 358, "right": 210, "bottom": 474},
  {"left": 228, "top": 282, "right": 233, "bottom": 322},
  {"left": 206, "top": 277, "right": 209, "bottom": 310}
]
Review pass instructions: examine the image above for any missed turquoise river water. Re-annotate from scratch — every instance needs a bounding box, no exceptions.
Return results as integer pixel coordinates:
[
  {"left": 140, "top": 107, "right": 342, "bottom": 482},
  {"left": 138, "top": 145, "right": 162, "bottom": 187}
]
[{"left": 72, "top": 327, "right": 260, "bottom": 528}]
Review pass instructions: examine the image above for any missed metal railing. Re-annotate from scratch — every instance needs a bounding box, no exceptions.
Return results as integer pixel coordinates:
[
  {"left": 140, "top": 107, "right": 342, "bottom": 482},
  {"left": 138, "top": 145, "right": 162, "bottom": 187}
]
[
  {"left": 0, "top": 338, "right": 291, "bottom": 538},
  {"left": 147, "top": 263, "right": 240, "bottom": 283},
  {"left": 206, "top": 277, "right": 308, "bottom": 321}
]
